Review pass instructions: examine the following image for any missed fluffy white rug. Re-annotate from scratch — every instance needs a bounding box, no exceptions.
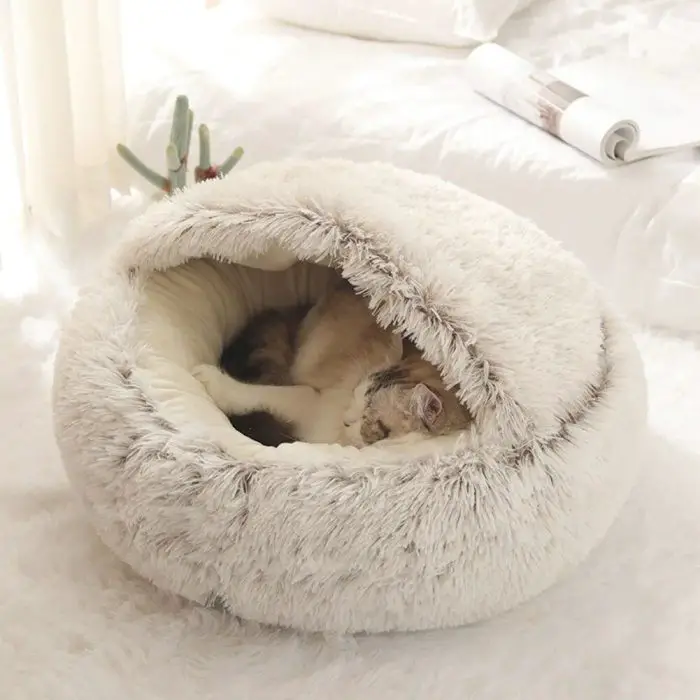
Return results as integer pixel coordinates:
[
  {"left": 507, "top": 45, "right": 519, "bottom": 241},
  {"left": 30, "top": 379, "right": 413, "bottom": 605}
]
[{"left": 2, "top": 231, "right": 700, "bottom": 699}]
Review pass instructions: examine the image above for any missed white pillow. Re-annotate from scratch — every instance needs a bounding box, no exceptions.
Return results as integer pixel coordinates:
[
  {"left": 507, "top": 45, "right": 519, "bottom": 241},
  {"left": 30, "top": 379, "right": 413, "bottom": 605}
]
[{"left": 255, "top": 0, "right": 537, "bottom": 47}]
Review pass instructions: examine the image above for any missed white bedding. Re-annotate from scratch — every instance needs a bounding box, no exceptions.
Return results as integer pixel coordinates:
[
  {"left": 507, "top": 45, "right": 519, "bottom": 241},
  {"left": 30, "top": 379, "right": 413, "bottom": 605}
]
[{"left": 123, "top": 0, "right": 700, "bottom": 334}]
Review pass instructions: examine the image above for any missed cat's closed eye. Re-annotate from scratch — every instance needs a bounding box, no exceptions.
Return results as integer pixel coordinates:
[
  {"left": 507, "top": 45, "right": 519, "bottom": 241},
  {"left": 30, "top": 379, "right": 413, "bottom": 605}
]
[{"left": 376, "top": 420, "right": 390, "bottom": 439}]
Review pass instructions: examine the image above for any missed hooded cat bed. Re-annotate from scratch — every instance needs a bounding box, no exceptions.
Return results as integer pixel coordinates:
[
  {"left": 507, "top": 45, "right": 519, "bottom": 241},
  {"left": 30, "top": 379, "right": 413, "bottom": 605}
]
[{"left": 53, "top": 159, "right": 647, "bottom": 634}]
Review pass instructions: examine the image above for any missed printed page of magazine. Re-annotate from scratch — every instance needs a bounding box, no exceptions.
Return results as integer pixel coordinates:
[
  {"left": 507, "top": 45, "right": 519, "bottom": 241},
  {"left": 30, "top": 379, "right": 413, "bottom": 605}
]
[{"left": 466, "top": 43, "right": 700, "bottom": 166}]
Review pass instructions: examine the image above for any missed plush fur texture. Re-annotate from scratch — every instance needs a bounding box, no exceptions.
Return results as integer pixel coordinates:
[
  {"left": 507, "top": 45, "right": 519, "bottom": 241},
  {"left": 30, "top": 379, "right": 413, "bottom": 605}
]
[{"left": 52, "top": 159, "right": 647, "bottom": 634}]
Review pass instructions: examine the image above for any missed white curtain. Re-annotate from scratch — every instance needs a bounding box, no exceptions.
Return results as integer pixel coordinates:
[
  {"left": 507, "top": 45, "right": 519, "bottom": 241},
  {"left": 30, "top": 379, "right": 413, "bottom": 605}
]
[{"left": 1, "top": 0, "right": 128, "bottom": 237}]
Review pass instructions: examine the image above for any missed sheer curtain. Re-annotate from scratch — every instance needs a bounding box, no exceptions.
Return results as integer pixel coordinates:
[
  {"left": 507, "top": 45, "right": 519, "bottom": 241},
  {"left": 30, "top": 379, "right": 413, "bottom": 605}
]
[{"left": 1, "top": 0, "right": 127, "bottom": 237}]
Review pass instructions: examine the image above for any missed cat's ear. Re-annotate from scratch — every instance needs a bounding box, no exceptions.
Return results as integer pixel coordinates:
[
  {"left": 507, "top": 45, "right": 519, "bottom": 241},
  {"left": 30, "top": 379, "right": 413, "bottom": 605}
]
[{"left": 410, "top": 383, "right": 443, "bottom": 429}]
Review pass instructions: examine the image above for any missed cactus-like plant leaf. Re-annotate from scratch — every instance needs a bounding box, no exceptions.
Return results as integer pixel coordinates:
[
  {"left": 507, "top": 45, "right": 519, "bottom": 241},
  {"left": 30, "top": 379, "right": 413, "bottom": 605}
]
[
  {"left": 116, "top": 143, "right": 170, "bottom": 191},
  {"left": 219, "top": 147, "right": 244, "bottom": 176}
]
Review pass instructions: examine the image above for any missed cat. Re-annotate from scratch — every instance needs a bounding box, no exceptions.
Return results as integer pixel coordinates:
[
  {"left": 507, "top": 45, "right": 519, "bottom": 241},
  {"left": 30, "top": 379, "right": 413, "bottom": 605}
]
[{"left": 194, "top": 278, "right": 473, "bottom": 447}]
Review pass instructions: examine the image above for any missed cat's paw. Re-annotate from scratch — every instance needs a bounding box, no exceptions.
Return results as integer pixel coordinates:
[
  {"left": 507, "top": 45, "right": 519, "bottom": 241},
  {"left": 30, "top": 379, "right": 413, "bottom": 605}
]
[
  {"left": 192, "top": 364, "right": 230, "bottom": 405},
  {"left": 193, "top": 364, "right": 252, "bottom": 413}
]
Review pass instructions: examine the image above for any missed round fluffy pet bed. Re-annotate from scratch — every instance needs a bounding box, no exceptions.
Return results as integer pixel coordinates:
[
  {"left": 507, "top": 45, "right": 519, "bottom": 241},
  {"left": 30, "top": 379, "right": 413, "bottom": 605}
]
[{"left": 53, "top": 159, "right": 647, "bottom": 634}]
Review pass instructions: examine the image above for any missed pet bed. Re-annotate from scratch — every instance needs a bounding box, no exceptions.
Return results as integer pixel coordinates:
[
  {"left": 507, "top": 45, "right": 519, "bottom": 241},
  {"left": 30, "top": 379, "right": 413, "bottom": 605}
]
[{"left": 52, "top": 159, "right": 647, "bottom": 634}]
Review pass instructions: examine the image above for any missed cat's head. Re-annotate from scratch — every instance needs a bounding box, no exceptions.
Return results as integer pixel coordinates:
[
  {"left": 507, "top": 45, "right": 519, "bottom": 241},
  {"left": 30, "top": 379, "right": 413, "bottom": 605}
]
[{"left": 343, "top": 365, "right": 467, "bottom": 447}]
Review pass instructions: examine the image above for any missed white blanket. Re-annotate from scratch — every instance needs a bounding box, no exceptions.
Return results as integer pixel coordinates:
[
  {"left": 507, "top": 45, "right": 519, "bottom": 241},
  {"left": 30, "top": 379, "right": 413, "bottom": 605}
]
[{"left": 124, "top": 0, "right": 700, "bottom": 334}]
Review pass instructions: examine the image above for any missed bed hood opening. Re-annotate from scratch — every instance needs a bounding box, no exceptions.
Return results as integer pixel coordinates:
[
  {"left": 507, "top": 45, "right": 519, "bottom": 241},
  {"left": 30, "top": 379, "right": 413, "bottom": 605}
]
[{"left": 133, "top": 255, "right": 468, "bottom": 467}]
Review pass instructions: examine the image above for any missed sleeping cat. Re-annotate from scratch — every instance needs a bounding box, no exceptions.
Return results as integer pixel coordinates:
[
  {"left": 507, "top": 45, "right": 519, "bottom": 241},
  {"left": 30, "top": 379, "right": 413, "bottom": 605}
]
[{"left": 194, "top": 278, "right": 472, "bottom": 447}]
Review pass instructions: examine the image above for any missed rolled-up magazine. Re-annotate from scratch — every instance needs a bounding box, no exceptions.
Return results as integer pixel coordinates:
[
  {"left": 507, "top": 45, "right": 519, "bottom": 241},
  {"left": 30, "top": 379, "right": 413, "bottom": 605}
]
[{"left": 465, "top": 42, "right": 700, "bottom": 166}]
